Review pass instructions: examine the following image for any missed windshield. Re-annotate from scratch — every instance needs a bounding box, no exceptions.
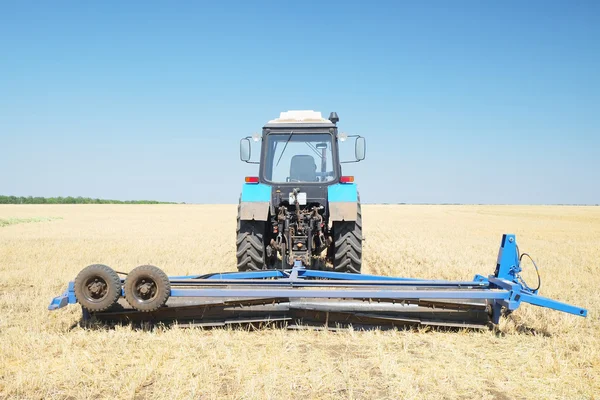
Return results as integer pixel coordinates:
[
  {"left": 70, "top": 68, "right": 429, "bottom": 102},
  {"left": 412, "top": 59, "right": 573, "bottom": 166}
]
[{"left": 263, "top": 133, "right": 336, "bottom": 183}]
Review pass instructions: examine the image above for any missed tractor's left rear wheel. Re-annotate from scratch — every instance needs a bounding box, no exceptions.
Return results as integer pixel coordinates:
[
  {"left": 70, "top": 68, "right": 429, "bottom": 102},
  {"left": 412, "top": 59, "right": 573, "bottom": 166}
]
[
  {"left": 236, "top": 219, "right": 267, "bottom": 271},
  {"left": 236, "top": 201, "right": 269, "bottom": 271}
]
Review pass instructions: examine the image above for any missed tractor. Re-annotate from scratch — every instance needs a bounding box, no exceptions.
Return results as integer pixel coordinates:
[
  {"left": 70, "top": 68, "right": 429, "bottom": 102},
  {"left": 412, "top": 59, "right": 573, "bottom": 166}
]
[{"left": 238, "top": 110, "right": 366, "bottom": 273}]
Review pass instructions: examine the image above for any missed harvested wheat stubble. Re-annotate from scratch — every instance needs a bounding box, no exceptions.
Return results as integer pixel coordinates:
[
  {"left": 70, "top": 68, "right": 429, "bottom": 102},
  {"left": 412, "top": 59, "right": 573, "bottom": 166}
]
[{"left": 0, "top": 204, "right": 598, "bottom": 399}]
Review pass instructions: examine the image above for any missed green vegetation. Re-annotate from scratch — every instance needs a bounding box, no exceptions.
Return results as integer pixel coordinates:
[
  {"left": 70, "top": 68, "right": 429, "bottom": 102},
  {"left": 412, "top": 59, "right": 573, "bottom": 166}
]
[
  {"left": 0, "top": 217, "right": 63, "bottom": 227},
  {"left": 0, "top": 196, "right": 178, "bottom": 204}
]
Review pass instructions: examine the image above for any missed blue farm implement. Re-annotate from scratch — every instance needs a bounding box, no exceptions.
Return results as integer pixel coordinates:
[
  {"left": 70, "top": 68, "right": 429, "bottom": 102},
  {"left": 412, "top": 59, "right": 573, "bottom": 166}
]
[{"left": 49, "top": 234, "right": 587, "bottom": 329}]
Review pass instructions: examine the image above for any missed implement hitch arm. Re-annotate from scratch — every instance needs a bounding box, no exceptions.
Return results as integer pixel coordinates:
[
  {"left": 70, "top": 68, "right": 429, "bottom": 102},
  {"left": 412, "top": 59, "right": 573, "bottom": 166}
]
[{"left": 481, "top": 234, "right": 587, "bottom": 323}]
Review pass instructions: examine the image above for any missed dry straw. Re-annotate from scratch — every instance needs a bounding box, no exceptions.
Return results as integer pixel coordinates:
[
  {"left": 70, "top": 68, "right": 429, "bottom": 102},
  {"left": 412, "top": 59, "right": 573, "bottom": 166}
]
[{"left": 0, "top": 204, "right": 598, "bottom": 399}]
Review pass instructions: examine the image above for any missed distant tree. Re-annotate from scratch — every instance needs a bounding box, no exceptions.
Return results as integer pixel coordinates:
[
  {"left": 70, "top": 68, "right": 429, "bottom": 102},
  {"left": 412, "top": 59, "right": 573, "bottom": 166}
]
[{"left": 0, "top": 195, "right": 177, "bottom": 205}]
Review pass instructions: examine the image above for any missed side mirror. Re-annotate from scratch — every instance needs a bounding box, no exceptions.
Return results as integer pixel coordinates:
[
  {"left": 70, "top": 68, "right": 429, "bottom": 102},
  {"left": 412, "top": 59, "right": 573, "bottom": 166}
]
[
  {"left": 355, "top": 136, "right": 366, "bottom": 161},
  {"left": 240, "top": 138, "right": 251, "bottom": 162}
]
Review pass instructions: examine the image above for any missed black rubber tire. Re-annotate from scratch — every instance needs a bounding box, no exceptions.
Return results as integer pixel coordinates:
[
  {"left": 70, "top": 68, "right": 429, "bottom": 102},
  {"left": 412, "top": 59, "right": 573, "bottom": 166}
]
[
  {"left": 332, "top": 200, "right": 363, "bottom": 273},
  {"left": 123, "top": 265, "right": 170, "bottom": 312},
  {"left": 236, "top": 201, "right": 266, "bottom": 271},
  {"left": 74, "top": 264, "right": 122, "bottom": 312}
]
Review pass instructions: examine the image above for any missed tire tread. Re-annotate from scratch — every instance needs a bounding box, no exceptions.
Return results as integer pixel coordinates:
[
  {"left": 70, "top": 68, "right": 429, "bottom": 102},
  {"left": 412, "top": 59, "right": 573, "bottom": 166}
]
[{"left": 332, "top": 200, "right": 363, "bottom": 273}]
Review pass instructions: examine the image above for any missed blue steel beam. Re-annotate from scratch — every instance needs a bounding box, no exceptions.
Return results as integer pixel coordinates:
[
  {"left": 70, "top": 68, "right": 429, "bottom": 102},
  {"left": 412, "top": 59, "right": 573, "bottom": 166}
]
[
  {"left": 48, "top": 282, "right": 76, "bottom": 310},
  {"left": 495, "top": 234, "right": 521, "bottom": 281},
  {"left": 48, "top": 290, "right": 70, "bottom": 310},
  {"left": 169, "top": 288, "right": 509, "bottom": 300},
  {"left": 206, "top": 270, "right": 288, "bottom": 280},
  {"left": 186, "top": 269, "right": 428, "bottom": 282},
  {"left": 518, "top": 293, "right": 587, "bottom": 317},
  {"left": 165, "top": 271, "right": 290, "bottom": 280},
  {"left": 166, "top": 279, "right": 488, "bottom": 287},
  {"left": 299, "top": 269, "right": 428, "bottom": 281}
]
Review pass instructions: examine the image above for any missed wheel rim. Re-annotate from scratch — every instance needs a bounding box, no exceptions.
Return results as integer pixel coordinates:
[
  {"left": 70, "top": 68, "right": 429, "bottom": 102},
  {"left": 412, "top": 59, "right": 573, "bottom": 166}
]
[
  {"left": 131, "top": 276, "right": 158, "bottom": 303},
  {"left": 82, "top": 276, "right": 109, "bottom": 303}
]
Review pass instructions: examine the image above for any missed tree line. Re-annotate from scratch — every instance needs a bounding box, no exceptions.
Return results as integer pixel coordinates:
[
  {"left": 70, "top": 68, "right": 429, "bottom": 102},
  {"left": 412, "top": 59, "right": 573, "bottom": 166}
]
[{"left": 0, "top": 195, "right": 178, "bottom": 204}]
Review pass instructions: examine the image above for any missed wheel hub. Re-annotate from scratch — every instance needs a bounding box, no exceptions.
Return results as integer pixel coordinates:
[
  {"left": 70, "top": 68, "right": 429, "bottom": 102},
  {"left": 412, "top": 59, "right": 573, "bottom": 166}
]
[
  {"left": 135, "top": 279, "right": 156, "bottom": 300},
  {"left": 89, "top": 281, "right": 105, "bottom": 295},
  {"left": 84, "top": 277, "right": 108, "bottom": 300}
]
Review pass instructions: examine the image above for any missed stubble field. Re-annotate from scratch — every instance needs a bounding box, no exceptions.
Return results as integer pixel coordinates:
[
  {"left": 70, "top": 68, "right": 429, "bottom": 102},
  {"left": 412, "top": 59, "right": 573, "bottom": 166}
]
[{"left": 0, "top": 204, "right": 598, "bottom": 399}]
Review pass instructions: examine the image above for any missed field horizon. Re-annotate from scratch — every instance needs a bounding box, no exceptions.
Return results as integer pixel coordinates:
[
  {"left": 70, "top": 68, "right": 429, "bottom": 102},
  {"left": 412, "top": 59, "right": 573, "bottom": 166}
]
[{"left": 2, "top": 194, "right": 599, "bottom": 207}]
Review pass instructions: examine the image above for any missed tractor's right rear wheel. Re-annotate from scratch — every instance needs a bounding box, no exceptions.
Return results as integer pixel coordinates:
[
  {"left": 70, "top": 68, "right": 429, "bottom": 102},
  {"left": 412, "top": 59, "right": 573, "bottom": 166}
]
[{"left": 332, "top": 201, "right": 363, "bottom": 273}]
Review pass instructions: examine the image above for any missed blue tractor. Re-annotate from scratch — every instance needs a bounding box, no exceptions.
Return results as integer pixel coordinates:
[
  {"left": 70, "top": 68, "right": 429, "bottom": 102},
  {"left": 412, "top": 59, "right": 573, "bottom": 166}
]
[{"left": 238, "top": 110, "right": 366, "bottom": 273}]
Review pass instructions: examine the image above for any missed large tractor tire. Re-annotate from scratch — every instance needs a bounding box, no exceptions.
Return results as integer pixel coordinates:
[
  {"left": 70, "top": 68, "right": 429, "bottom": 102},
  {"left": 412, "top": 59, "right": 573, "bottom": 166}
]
[
  {"left": 236, "top": 202, "right": 267, "bottom": 271},
  {"left": 332, "top": 200, "right": 363, "bottom": 273}
]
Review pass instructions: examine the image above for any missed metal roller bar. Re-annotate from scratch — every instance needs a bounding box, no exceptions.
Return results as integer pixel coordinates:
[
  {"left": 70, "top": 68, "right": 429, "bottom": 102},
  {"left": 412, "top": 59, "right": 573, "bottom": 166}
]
[
  {"left": 167, "top": 279, "right": 488, "bottom": 288},
  {"left": 168, "top": 288, "right": 508, "bottom": 300}
]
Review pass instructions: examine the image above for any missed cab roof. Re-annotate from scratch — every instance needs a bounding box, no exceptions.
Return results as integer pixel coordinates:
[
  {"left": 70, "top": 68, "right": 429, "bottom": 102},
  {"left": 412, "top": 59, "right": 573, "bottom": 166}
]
[{"left": 263, "top": 110, "right": 335, "bottom": 130}]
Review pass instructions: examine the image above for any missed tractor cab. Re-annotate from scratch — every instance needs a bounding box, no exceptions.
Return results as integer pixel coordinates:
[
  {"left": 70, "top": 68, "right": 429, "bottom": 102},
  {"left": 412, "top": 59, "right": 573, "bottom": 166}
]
[{"left": 240, "top": 110, "right": 365, "bottom": 186}]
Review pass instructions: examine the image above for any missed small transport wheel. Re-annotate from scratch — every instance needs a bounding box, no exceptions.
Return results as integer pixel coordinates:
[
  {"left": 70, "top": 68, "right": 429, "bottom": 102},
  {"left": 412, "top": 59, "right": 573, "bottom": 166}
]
[
  {"left": 124, "top": 265, "right": 170, "bottom": 312},
  {"left": 74, "top": 264, "right": 122, "bottom": 312}
]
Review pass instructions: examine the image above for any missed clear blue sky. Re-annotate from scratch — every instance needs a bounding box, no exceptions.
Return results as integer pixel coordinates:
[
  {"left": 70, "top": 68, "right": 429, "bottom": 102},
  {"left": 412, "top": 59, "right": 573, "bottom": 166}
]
[{"left": 1, "top": 1, "right": 598, "bottom": 204}]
